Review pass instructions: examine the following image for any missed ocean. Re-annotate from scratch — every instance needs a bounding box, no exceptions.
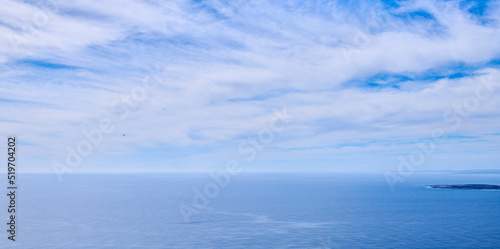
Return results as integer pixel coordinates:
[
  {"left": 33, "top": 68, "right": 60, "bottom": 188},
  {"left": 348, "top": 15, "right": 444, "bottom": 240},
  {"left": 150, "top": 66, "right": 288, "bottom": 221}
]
[{"left": 2, "top": 172, "right": 500, "bottom": 248}]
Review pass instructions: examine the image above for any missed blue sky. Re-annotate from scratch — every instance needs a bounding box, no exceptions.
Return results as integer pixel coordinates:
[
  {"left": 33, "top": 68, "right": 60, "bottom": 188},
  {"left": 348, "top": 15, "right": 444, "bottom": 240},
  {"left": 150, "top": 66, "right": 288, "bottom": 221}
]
[{"left": 1, "top": 0, "right": 500, "bottom": 173}]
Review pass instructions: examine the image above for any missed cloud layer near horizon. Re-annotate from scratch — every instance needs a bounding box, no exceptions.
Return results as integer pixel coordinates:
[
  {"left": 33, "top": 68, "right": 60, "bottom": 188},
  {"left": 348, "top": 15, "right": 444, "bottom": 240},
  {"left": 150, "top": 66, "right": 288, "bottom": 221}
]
[{"left": 1, "top": 0, "right": 500, "bottom": 172}]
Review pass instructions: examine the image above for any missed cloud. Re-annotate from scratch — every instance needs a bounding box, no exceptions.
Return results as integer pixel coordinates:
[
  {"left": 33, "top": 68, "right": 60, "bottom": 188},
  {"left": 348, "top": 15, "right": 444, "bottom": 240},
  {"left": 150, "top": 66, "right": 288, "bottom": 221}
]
[{"left": 1, "top": 0, "right": 500, "bottom": 172}]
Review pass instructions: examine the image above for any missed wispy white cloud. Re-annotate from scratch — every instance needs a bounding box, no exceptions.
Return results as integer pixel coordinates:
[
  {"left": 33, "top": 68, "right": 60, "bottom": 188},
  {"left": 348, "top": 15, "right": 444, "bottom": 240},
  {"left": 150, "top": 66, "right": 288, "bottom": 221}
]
[{"left": 1, "top": 0, "right": 500, "bottom": 172}]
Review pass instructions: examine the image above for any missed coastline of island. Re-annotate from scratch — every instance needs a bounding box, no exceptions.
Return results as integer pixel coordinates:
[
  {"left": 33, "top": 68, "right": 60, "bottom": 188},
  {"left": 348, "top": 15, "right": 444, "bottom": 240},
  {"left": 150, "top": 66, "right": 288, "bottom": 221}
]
[{"left": 427, "top": 184, "right": 500, "bottom": 190}]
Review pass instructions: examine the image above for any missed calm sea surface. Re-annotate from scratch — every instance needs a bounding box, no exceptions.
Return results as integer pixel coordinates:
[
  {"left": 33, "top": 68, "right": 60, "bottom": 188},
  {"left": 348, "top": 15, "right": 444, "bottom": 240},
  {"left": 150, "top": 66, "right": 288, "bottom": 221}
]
[{"left": 2, "top": 172, "right": 500, "bottom": 248}]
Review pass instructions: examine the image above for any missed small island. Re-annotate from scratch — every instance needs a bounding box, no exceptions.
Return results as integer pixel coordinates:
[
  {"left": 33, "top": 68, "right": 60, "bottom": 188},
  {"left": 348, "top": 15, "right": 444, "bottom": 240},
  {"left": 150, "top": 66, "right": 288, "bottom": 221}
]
[{"left": 427, "top": 184, "right": 500, "bottom": 190}]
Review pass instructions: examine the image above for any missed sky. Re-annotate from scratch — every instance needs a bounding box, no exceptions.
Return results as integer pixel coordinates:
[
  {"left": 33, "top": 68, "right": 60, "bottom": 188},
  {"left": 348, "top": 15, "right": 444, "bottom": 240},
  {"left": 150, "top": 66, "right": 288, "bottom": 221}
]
[{"left": 1, "top": 0, "right": 500, "bottom": 174}]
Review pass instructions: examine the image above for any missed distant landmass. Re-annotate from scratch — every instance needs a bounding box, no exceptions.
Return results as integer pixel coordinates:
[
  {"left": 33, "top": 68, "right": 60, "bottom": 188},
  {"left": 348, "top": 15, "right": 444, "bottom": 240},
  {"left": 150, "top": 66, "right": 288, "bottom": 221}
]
[
  {"left": 455, "top": 169, "right": 500, "bottom": 174},
  {"left": 428, "top": 184, "right": 500, "bottom": 190},
  {"left": 416, "top": 169, "right": 500, "bottom": 174}
]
